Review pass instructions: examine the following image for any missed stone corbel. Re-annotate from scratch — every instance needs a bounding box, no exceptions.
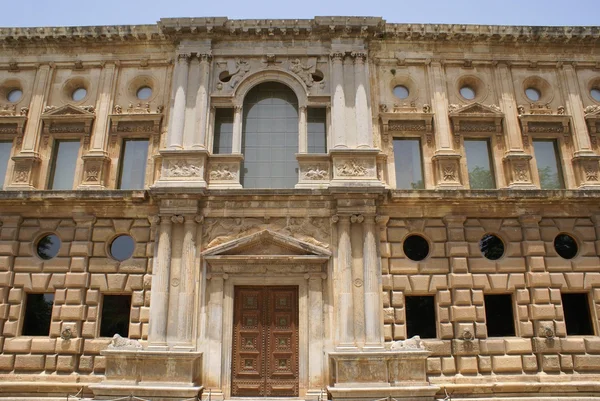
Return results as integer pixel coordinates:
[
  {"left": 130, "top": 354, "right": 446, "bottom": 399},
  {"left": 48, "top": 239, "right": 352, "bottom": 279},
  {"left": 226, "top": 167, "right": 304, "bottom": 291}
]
[{"left": 584, "top": 105, "right": 600, "bottom": 146}]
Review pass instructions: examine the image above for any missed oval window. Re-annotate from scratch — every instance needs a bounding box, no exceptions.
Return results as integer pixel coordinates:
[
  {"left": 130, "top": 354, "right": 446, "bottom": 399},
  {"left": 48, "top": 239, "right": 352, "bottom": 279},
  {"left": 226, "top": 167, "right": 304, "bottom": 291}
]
[
  {"left": 525, "top": 87, "right": 541, "bottom": 102},
  {"left": 110, "top": 235, "right": 135, "bottom": 261},
  {"left": 7, "top": 89, "right": 22, "bottom": 103},
  {"left": 480, "top": 234, "right": 505, "bottom": 260},
  {"left": 136, "top": 86, "right": 153, "bottom": 100},
  {"left": 72, "top": 87, "right": 87, "bottom": 102},
  {"left": 37, "top": 234, "right": 61, "bottom": 260},
  {"left": 554, "top": 234, "right": 578, "bottom": 260},
  {"left": 591, "top": 88, "right": 600, "bottom": 102},
  {"left": 459, "top": 86, "right": 476, "bottom": 100},
  {"left": 393, "top": 85, "right": 410, "bottom": 99},
  {"left": 403, "top": 234, "right": 430, "bottom": 261}
]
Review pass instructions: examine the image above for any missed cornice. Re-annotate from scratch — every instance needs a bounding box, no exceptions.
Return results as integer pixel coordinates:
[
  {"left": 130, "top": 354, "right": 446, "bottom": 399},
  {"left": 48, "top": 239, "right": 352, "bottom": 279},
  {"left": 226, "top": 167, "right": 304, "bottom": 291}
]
[{"left": 1, "top": 18, "right": 598, "bottom": 46}]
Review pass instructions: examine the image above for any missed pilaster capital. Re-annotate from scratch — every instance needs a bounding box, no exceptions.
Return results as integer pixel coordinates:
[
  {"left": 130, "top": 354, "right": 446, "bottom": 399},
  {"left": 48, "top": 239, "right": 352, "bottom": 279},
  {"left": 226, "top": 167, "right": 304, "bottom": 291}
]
[
  {"left": 177, "top": 53, "right": 192, "bottom": 63},
  {"left": 330, "top": 52, "right": 345, "bottom": 62},
  {"left": 351, "top": 52, "right": 367, "bottom": 63},
  {"left": 591, "top": 214, "right": 600, "bottom": 226},
  {"left": 171, "top": 215, "right": 185, "bottom": 224},
  {"left": 330, "top": 215, "right": 339, "bottom": 224},
  {"left": 184, "top": 215, "right": 198, "bottom": 225},
  {"left": 350, "top": 214, "right": 364, "bottom": 224},
  {"left": 198, "top": 53, "right": 213, "bottom": 63},
  {"left": 375, "top": 215, "right": 390, "bottom": 227},
  {"left": 194, "top": 215, "right": 205, "bottom": 224},
  {"left": 148, "top": 215, "right": 161, "bottom": 226},
  {"left": 234, "top": 105, "right": 243, "bottom": 113}
]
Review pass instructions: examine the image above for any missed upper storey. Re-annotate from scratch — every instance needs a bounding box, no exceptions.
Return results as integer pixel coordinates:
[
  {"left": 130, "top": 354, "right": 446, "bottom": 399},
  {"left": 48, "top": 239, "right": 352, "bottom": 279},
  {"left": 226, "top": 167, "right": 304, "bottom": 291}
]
[{"left": 0, "top": 17, "right": 599, "bottom": 192}]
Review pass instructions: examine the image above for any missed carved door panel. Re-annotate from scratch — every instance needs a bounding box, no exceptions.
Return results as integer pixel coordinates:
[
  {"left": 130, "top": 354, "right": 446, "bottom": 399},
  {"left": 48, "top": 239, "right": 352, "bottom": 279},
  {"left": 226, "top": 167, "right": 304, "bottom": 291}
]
[{"left": 232, "top": 286, "right": 299, "bottom": 397}]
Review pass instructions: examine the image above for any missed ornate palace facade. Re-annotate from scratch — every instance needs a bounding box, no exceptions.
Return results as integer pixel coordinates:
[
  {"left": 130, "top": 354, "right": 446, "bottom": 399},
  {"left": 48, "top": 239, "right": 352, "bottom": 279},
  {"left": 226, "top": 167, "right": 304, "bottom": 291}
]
[{"left": 0, "top": 16, "right": 600, "bottom": 401}]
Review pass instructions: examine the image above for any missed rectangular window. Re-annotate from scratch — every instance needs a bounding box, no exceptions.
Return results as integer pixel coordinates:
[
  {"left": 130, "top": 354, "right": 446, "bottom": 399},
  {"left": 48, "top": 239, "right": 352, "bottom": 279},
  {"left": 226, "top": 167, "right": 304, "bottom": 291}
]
[
  {"left": 100, "top": 295, "right": 131, "bottom": 338},
  {"left": 48, "top": 140, "right": 79, "bottom": 190},
  {"left": 22, "top": 293, "right": 54, "bottom": 336},
  {"left": 118, "top": 139, "right": 149, "bottom": 189},
  {"left": 465, "top": 139, "right": 495, "bottom": 189},
  {"left": 0, "top": 141, "right": 11, "bottom": 189},
  {"left": 484, "top": 294, "right": 515, "bottom": 336},
  {"left": 307, "top": 108, "right": 327, "bottom": 153},
  {"left": 213, "top": 108, "right": 234, "bottom": 154},
  {"left": 405, "top": 295, "right": 436, "bottom": 338},
  {"left": 393, "top": 138, "right": 424, "bottom": 189},
  {"left": 562, "top": 293, "right": 594, "bottom": 335},
  {"left": 533, "top": 139, "right": 564, "bottom": 189}
]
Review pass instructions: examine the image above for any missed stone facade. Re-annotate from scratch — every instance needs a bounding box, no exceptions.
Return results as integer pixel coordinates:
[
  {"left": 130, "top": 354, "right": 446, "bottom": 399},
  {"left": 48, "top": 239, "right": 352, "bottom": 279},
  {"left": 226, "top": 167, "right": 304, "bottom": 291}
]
[{"left": 0, "top": 16, "right": 599, "bottom": 401}]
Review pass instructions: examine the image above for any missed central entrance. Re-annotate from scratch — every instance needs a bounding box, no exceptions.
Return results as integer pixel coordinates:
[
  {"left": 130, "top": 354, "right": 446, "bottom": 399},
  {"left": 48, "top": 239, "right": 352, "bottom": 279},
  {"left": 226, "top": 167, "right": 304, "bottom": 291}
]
[{"left": 231, "top": 286, "right": 299, "bottom": 397}]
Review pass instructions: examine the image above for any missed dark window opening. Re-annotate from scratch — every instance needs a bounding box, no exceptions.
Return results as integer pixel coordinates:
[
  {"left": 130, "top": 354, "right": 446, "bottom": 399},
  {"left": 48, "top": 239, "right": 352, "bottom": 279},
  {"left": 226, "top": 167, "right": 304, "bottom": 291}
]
[
  {"left": 213, "top": 108, "right": 234, "bottom": 154},
  {"left": 100, "top": 295, "right": 131, "bottom": 338},
  {"left": 403, "top": 235, "right": 429, "bottom": 261},
  {"left": 22, "top": 293, "right": 54, "bottom": 336},
  {"left": 554, "top": 233, "right": 578, "bottom": 260},
  {"left": 562, "top": 293, "right": 594, "bottom": 335},
  {"left": 480, "top": 234, "right": 505, "bottom": 260},
  {"left": 484, "top": 294, "right": 515, "bottom": 337},
  {"left": 405, "top": 295, "right": 436, "bottom": 339}
]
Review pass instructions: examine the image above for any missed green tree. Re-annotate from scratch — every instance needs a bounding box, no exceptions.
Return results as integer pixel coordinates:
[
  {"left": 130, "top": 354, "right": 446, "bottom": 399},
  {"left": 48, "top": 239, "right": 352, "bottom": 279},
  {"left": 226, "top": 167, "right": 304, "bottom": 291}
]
[{"left": 469, "top": 166, "right": 495, "bottom": 189}]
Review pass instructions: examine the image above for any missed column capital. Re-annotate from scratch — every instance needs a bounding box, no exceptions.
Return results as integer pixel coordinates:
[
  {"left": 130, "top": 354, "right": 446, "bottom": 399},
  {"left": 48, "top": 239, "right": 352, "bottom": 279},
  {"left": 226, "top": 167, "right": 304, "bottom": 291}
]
[
  {"left": 148, "top": 215, "right": 161, "bottom": 226},
  {"left": 177, "top": 53, "right": 192, "bottom": 63},
  {"left": 198, "top": 53, "right": 213, "bottom": 62},
  {"left": 330, "top": 52, "right": 345, "bottom": 61},
  {"left": 350, "top": 214, "right": 364, "bottom": 224},
  {"left": 171, "top": 215, "right": 185, "bottom": 224},
  {"left": 351, "top": 52, "right": 367, "bottom": 63},
  {"left": 375, "top": 215, "right": 389, "bottom": 227}
]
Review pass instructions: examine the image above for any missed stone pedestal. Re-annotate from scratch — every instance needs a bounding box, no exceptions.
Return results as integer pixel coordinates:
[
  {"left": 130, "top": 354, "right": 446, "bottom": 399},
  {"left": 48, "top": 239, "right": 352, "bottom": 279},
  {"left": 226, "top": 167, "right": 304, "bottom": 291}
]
[
  {"left": 329, "top": 149, "right": 383, "bottom": 187},
  {"left": 154, "top": 149, "right": 208, "bottom": 189},
  {"left": 296, "top": 153, "right": 331, "bottom": 189},
  {"left": 572, "top": 153, "right": 600, "bottom": 189},
  {"left": 90, "top": 349, "right": 203, "bottom": 401},
  {"left": 432, "top": 152, "right": 462, "bottom": 189},
  {"left": 503, "top": 152, "right": 536, "bottom": 189},
  {"left": 207, "top": 153, "right": 243, "bottom": 189},
  {"left": 79, "top": 153, "right": 111, "bottom": 189},
  {"left": 328, "top": 350, "right": 439, "bottom": 401}
]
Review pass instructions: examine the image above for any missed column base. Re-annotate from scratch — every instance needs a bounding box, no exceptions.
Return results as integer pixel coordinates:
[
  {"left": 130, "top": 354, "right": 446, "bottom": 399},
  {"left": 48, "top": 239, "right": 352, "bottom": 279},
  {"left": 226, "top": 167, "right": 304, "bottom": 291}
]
[{"left": 90, "top": 349, "right": 203, "bottom": 401}]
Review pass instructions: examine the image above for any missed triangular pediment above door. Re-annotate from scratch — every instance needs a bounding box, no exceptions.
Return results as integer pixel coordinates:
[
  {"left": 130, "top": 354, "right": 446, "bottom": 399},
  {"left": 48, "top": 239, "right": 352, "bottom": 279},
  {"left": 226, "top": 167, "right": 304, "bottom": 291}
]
[{"left": 202, "top": 229, "right": 331, "bottom": 257}]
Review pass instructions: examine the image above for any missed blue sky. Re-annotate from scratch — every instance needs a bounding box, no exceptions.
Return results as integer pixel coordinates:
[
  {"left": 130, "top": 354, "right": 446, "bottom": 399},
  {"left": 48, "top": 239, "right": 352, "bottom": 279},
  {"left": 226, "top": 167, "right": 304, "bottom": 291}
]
[{"left": 1, "top": 0, "right": 598, "bottom": 27}]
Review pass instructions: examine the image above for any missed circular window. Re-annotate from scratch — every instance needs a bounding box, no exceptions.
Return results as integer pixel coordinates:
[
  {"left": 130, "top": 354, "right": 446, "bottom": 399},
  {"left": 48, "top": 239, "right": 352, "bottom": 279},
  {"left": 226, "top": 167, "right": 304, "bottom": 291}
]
[
  {"left": 312, "top": 70, "right": 324, "bottom": 82},
  {"left": 7, "top": 89, "right": 22, "bottom": 103},
  {"left": 554, "top": 234, "right": 578, "bottom": 259},
  {"left": 219, "top": 71, "right": 232, "bottom": 83},
  {"left": 480, "top": 234, "right": 505, "bottom": 260},
  {"left": 110, "top": 235, "right": 135, "bottom": 261},
  {"left": 36, "top": 234, "right": 61, "bottom": 260},
  {"left": 136, "top": 86, "right": 152, "bottom": 100},
  {"left": 591, "top": 88, "right": 600, "bottom": 102},
  {"left": 393, "top": 85, "right": 410, "bottom": 99},
  {"left": 525, "top": 88, "right": 541, "bottom": 102},
  {"left": 459, "top": 86, "right": 476, "bottom": 100},
  {"left": 403, "top": 235, "right": 430, "bottom": 261},
  {"left": 71, "top": 87, "right": 87, "bottom": 102}
]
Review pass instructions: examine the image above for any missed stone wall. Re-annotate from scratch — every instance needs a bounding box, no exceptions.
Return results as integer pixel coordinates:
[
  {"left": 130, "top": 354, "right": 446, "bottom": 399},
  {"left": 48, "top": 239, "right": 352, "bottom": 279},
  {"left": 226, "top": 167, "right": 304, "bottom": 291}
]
[
  {"left": 381, "top": 214, "right": 600, "bottom": 377},
  {"left": 0, "top": 215, "right": 153, "bottom": 376}
]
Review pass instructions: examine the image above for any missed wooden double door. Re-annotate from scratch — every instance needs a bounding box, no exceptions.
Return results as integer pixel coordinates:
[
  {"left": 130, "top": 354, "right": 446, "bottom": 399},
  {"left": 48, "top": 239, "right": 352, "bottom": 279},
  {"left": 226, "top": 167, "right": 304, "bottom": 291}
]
[{"left": 231, "top": 286, "right": 299, "bottom": 397}]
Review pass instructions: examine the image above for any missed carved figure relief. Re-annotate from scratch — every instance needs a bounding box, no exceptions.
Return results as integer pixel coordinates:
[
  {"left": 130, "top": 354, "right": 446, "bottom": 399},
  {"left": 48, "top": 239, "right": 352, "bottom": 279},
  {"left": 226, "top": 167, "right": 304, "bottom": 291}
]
[
  {"left": 289, "top": 58, "right": 315, "bottom": 88},
  {"left": 336, "top": 159, "right": 370, "bottom": 177},
  {"left": 210, "top": 164, "right": 237, "bottom": 180},
  {"left": 229, "top": 60, "right": 251, "bottom": 88},
  {"left": 203, "top": 217, "right": 330, "bottom": 249},
  {"left": 165, "top": 160, "right": 202, "bottom": 177},
  {"left": 302, "top": 166, "right": 328, "bottom": 180}
]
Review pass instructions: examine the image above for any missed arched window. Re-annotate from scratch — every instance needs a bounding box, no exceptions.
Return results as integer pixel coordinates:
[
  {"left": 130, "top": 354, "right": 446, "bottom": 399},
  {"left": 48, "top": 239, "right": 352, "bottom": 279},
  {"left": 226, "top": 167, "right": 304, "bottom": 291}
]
[{"left": 242, "top": 82, "right": 299, "bottom": 188}]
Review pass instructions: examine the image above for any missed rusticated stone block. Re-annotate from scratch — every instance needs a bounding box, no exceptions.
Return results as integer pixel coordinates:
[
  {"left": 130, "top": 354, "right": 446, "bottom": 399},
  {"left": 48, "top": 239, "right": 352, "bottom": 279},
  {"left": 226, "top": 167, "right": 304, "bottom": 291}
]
[
  {"left": 14, "top": 354, "right": 45, "bottom": 371},
  {"left": 441, "top": 356, "right": 456, "bottom": 374},
  {"left": 426, "top": 357, "right": 441, "bottom": 374},
  {"left": 527, "top": 272, "right": 551, "bottom": 287},
  {"left": 449, "top": 273, "right": 473, "bottom": 288},
  {"left": 391, "top": 291, "right": 403, "bottom": 307},
  {"left": 70, "top": 257, "right": 87, "bottom": 272},
  {"left": 79, "top": 355, "right": 94, "bottom": 372},
  {"left": 106, "top": 274, "right": 127, "bottom": 290},
  {"left": 126, "top": 274, "right": 144, "bottom": 290},
  {"left": 479, "top": 339, "right": 505, "bottom": 355},
  {"left": 492, "top": 355, "right": 522, "bottom": 373},
  {"left": 56, "top": 355, "right": 76, "bottom": 372},
  {"left": 65, "top": 289, "right": 84, "bottom": 304},
  {"left": 30, "top": 338, "right": 57, "bottom": 353},
  {"left": 505, "top": 338, "right": 532, "bottom": 354},
  {"left": 0, "top": 241, "right": 18, "bottom": 256},
  {"left": 561, "top": 354, "right": 574, "bottom": 371},
  {"left": 541, "top": 355, "right": 561, "bottom": 372},
  {"left": 522, "top": 355, "right": 538, "bottom": 372},
  {"left": 60, "top": 305, "right": 86, "bottom": 320},
  {"left": 560, "top": 338, "right": 586, "bottom": 353},
  {"left": 83, "top": 338, "right": 112, "bottom": 354},
  {"left": 457, "top": 356, "right": 478, "bottom": 374},
  {"left": 65, "top": 273, "right": 88, "bottom": 287},
  {"left": 529, "top": 304, "right": 557, "bottom": 320},
  {"left": 450, "top": 305, "right": 476, "bottom": 321},
  {"left": 55, "top": 338, "right": 83, "bottom": 354},
  {"left": 453, "top": 289, "right": 471, "bottom": 305},
  {"left": 0, "top": 355, "right": 15, "bottom": 371},
  {"left": 478, "top": 355, "right": 492, "bottom": 372},
  {"left": 584, "top": 337, "right": 600, "bottom": 353},
  {"left": 3, "top": 338, "right": 32, "bottom": 353},
  {"left": 573, "top": 355, "right": 600, "bottom": 372},
  {"left": 45, "top": 355, "right": 56, "bottom": 371}
]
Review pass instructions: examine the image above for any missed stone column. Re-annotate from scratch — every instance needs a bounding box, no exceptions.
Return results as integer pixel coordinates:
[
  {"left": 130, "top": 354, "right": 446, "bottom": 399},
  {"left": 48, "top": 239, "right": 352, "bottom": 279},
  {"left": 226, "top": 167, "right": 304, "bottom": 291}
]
[
  {"left": 307, "top": 273, "right": 325, "bottom": 393},
  {"left": 80, "top": 62, "right": 117, "bottom": 189},
  {"left": 330, "top": 53, "right": 346, "bottom": 149},
  {"left": 9, "top": 64, "right": 52, "bottom": 189},
  {"left": 353, "top": 52, "right": 372, "bottom": 149},
  {"left": 168, "top": 54, "right": 190, "bottom": 150},
  {"left": 183, "top": 55, "right": 200, "bottom": 149},
  {"left": 495, "top": 62, "right": 536, "bottom": 188},
  {"left": 560, "top": 63, "right": 600, "bottom": 188},
  {"left": 343, "top": 54, "right": 357, "bottom": 147},
  {"left": 205, "top": 274, "right": 225, "bottom": 388},
  {"left": 232, "top": 105, "right": 243, "bottom": 154},
  {"left": 298, "top": 106, "right": 307, "bottom": 153},
  {"left": 335, "top": 215, "right": 355, "bottom": 348},
  {"left": 148, "top": 215, "right": 173, "bottom": 349},
  {"left": 363, "top": 215, "right": 384, "bottom": 348},
  {"left": 192, "top": 54, "right": 212, "bottom": 149},
  {"left": 175, "top": 215, "right": 198, "bottom": 348},
  {"left": 350, "top": 214, "right": 365, "bottom": 347},
  {"left": 427, "top": 60, "right": 462, "bottom": 188}
]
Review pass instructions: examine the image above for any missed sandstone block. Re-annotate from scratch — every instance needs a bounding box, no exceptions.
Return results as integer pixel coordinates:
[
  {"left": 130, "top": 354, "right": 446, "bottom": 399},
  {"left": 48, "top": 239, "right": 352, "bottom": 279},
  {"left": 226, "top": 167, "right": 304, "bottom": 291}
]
[
  {"left": 83, "top": 338, "right": 112, "bottom": 354},
  {"left": 561, "top": 354, "right": 574, "bottom": 371},
  {"left": 530, "top": 304, "right": 556, "bottom": 320},
  {"left": 449, "top": 274, "right": 473, "bottom": 288},
  {"left": 439, "top": 322, "right": 454, "bottom": 339},
  {"left": 522, "top": 355, "right": 538, "bottom": 372},
  {"left": 391, "top": 291, "right": 403, "bottom": 307},
  {"left": 126, "top": 274, "right": 144, "bottom": 290},
  {"left": 106, "top": 273, "right": 127, "bottom": 290},
  {"left": 60, "top": 305, "right": 86, "bottom": 320},
  {"left": 450, "top": 257, "right": 468, "bottom": 273},
  {"left": 94, "top": 355, "right": 106, "bottom": 372},
  {"left": 492, "top": 355, "right": 522, "bottom": 373},
  {"left": 453, "top": 289, "right": 471, "bottom": 305},
  {"left": 560, "top": 338, "right": 586, "bottom": 353},
  {"left": 527, "top": 272, "right": 551, "bottom": 287},
  {"left": 79, "top": 355, "right": 94, "bottom": 372},
  {"left": 65, "top": 273, "right": 88, "bottom": 288},
  {"left": 55, "top": 338, "right": 83, "bottom": 354},
  {"left": 3, "top": 338, "right": 32, "bottom": 353},
  {"left": 89, "top": 257, "right": 118, "bottom": 273},
  {"left": 479, "top": 338, "right": 505, "bottom": 355},
  {"left": 526, "top": 256, "right": 545, "bottom": 271},
  {"left": 441, "top": 356, "right": 456, "bottom": 374},
  {"left": 66, "top": 289, "right": 84, "bottom": 304},
  {"left": 14, "top": 354, "right": 45, "bottom": 371},
  {"left": 70, "top": 257, "right": 87, "bottom": 272},
  {"left": 450, "top": 305, "right": 476, "bottom": 321},
  {"left": 426, "top": 357, "right": 441, "bottom": 374},
  {"left": 56, "top": 355, "right": 76, "bottom": 372},
  {"left": 458, "top": 356, "right": 478, "bottom": 374},
  {"left": 505, "top": 338, "right": 533, "bottom": 354},
  {"left": 573, "top": 355, "right": 600, "bottom": 372},
  {"left": 30, "top": 338, "right": 57, "bottom": 353},
  {"left": 478, "top": 355, "right": 492, "bottom": 372},
  {"left": 532, "top": 288, "right": 550, "bottom": 303},
  {"left": 0, "top": 355, "right": 15, "bottom": 371}
]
